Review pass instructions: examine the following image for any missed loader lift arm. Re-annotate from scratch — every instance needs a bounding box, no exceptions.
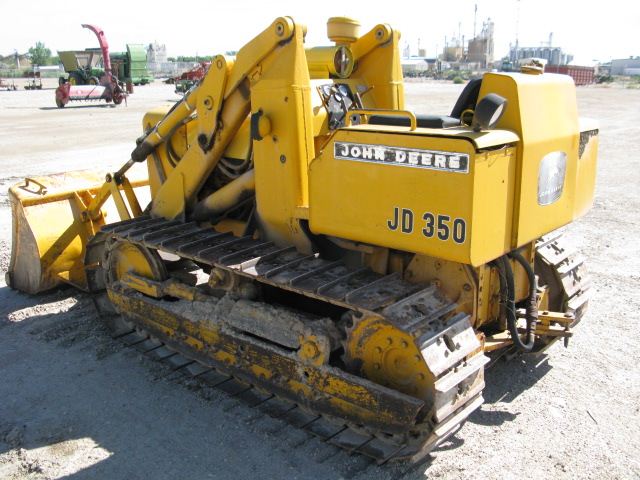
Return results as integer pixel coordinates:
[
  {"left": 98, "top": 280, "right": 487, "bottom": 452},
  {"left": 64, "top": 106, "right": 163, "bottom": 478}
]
[
  {"left": 64, "top": 15, "right": 406, "bottom": 254},
  {"left": 82, "top": 17, "right": 299, "bottom": 227},
  {"left": 125, "top": 17, "right": 298, "bottom": 220},
  {"left": 9, "top": 16, "right": 352, "bottom": 293}
]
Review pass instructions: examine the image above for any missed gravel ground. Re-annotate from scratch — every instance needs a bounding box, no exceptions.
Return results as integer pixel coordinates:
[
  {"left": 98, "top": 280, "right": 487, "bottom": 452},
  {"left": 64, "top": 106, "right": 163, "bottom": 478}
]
[{"left": 1, "top": 79, "right": 639, "bottom": 479}]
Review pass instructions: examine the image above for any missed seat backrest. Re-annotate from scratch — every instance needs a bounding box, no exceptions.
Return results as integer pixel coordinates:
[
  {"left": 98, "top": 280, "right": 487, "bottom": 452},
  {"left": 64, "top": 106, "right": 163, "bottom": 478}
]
[
  {"left": 450, "top": 78, "right": 482, "bottom": 119},
  {"left": 366, "top": 78, "right": 483, "bottom": 129}
]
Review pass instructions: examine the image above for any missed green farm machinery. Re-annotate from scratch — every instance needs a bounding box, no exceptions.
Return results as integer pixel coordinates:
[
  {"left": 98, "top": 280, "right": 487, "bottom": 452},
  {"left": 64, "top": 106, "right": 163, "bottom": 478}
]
[{"left": 58, "top": 24, "right": 151, "bottom": 87}]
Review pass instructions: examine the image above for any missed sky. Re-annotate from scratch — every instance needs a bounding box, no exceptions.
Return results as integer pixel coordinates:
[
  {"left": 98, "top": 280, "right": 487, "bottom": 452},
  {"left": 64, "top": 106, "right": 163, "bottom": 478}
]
[{"left": 1, "top": 0, "right": 639, "bottom": 65}]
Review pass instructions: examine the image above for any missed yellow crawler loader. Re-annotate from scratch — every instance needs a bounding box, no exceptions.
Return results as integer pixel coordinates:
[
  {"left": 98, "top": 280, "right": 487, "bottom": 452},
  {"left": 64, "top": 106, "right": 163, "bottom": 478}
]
[{"left": 7, "top": 17, "right": 598, "bottom": 462}]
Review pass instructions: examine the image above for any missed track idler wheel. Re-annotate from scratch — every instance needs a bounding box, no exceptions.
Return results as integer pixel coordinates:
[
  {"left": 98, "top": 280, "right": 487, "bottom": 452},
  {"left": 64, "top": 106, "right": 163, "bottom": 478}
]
[
  {"left": 105, "top": 240, "right": 167, "bottom": 286},
  {"left": 344, "top": 315, "right": 435, "bottom": 401},
  {"left": 344, "top": 309, "right": 488, "bottom": 431}
]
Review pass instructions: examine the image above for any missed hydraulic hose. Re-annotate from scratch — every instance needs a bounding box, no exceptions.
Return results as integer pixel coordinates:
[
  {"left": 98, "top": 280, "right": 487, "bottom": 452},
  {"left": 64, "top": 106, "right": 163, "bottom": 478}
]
[
  {"left": 494, "top": 252, "right": 537, "bottom": 352},
  {"left": 509, "top": 251, "right": 538, "bottom": 349}
]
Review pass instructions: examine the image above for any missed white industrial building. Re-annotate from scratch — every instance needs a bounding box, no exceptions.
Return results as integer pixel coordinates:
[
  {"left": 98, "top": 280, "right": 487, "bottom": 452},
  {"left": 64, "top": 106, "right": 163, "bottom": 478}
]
[{"left": 610, "top": 57, "right": 640, "bottom": 75}]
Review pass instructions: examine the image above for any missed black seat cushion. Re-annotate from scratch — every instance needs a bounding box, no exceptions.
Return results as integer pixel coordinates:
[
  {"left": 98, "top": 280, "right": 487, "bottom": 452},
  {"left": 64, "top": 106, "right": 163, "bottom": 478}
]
[
  {"left": 368, "top": 114, "right": 460, "bottom": 129},
  {"left": 367, "top": 78, "right": 483, "bottom": 129}
]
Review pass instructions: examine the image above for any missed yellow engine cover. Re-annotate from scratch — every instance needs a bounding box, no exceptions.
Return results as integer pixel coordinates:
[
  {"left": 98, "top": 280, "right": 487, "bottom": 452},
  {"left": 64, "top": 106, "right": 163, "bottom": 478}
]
[
  {"left": 478, "top": 72, "right": 598, "bottom": 246},
  {"left": 309, "top": 127, "right": 518, "bottom": 266},
  {"left": 308, "top": 72, "right": 598, "bottom": 266}
]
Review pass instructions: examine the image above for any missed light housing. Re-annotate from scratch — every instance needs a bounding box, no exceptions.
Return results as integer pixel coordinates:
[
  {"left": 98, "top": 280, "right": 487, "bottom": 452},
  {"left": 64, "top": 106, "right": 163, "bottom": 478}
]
[
  {"left": 472, "top": 93, "right": 507, "bottom": 131},
  {"left": 538, "top": 151, "right": 567, "bottom": 205}
]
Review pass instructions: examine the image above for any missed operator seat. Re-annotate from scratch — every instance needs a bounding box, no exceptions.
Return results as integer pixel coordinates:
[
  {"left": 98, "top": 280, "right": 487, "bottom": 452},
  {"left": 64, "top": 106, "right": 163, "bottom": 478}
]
[{"left": 368, "top": 78, "right": 482, "bottom": 129}]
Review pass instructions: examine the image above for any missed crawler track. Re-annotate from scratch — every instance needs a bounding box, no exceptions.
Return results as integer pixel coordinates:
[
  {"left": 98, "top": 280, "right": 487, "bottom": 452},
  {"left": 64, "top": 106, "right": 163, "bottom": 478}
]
[
  {"left": 536, "top": 232, "right": 591, "bottom": 332},
  {"left": 107, "top": 311, "right": 481, "bottom": 464},
  {"left": 87, "top": 215, "right": 488, "bottom": 462}
]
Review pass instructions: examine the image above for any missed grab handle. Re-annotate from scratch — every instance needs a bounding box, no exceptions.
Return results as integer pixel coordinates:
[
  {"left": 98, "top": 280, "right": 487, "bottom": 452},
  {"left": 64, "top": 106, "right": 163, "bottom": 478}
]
[{"left": 346, "top": 109, "right": 418, "bottom": 131}]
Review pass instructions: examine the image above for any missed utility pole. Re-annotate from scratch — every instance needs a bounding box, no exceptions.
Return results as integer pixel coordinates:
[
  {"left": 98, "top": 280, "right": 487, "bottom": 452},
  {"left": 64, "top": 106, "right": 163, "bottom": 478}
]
[
  {"left": 458, "top": 22, "right": 462, "bottom": 61},
  {"left": 514, "top": 0, "right": 521, "bottom": 62},
  {"left": 444, "top": 35, "right": 448, "bottom": 61},
  {"left": 462, "top": 35, "right": 465, "bottom": 61},
  {"left": 474, "top": 3, "right": 478, "bottom": 39}
]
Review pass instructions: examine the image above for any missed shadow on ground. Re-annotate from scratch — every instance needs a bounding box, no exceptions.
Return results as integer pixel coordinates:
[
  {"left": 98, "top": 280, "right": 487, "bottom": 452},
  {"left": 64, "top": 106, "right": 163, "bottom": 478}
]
[
  {"left": 468, "top": 353, "right": 553, "bottom": 428},
  {"left": 38, "top": 105, "right": 117, "bottom": 111}
]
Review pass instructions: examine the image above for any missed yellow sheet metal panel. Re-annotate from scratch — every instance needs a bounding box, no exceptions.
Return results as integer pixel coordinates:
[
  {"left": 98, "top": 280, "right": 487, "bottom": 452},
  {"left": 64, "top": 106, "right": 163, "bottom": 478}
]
[
  {"left": 471, "top": 146, "right": 518, "bottom": 262},
  {"left": 309, "top": 130, "right": 516, "bottom": 266},
  {"left": 478, "top": 72, "right": 592, "bottom": 247},
  {"left": 251, "top": 23, "right": 315, "bottom": 252}
]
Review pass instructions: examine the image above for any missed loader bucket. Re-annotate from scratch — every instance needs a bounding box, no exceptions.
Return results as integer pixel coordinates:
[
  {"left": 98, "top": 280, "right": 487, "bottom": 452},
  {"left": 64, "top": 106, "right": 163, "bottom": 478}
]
[{"left": 6, "top": 169, "right": 149, "bottom": 294}]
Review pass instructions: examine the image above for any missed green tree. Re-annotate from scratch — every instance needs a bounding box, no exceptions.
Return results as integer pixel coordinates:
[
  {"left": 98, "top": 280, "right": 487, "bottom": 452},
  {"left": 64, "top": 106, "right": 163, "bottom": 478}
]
[{"left": 28, "top": 41, "right": 51, "bottom": 66}]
